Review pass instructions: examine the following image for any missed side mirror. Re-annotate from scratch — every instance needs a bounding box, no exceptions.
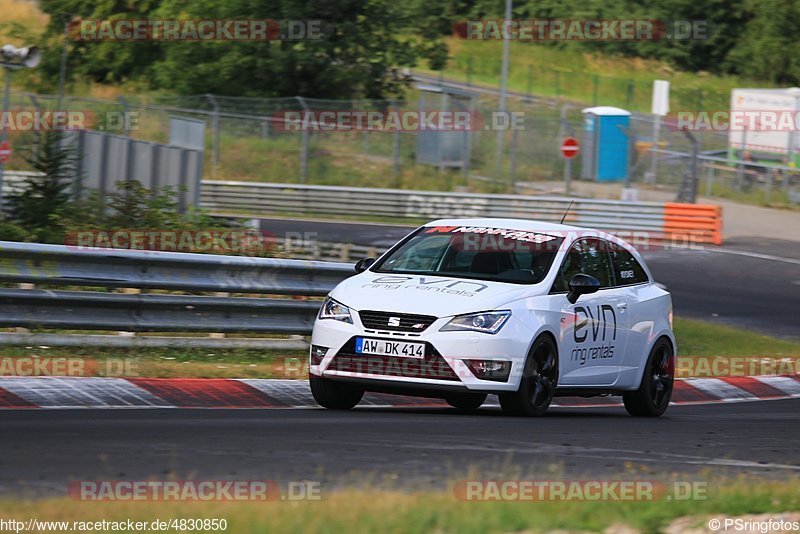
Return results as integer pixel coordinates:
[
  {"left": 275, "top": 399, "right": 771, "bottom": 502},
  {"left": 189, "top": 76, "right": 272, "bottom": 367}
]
[
  {"left": 567, "top": 273, "right": 600, "bottom": 304},
  {"left": 354, "top": 257, "right": 376, "bottom": 273}
]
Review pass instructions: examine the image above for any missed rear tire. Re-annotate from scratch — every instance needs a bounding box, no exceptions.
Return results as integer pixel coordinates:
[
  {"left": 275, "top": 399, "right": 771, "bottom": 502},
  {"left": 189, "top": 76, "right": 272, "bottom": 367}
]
[
  {"left": 310, "top": 374, "right": 364, "bottom": 410},
  {"left": 623, "top": 338, "right": 674, "bottom": 417},
  {"left": 499, "top": 335, "right": 558, "bottom": 417},
  {"left": 445, "top": 393, "right": 487, "bottom": 412}
]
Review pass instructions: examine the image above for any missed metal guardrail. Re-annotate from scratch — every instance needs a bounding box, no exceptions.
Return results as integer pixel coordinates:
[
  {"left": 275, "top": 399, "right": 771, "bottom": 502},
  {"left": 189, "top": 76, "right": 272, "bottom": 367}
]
[
  {"left": 202, "top": 181, "right": 667, "bottom": 231},
  {"left": 0, "top": 289, "right": 321, "bottom": 333},
  {"left": 0, "top": 241, "right": 351, "bottom": 296},
  {"left": 201, "top": 181, "right": 723, "bottom": 243},
  {"left": 0, "top": 241, "right": 353, "bottom": 336}
]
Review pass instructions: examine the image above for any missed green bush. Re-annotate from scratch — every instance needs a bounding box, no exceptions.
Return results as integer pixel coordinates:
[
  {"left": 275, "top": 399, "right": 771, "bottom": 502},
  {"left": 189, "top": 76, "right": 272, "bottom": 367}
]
[{"left": 0, "top": 222, "right": 30, "bottom": 242}]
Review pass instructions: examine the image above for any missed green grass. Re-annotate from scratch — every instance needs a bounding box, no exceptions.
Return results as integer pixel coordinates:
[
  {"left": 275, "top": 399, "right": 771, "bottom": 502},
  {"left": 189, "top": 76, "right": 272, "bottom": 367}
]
[
  {"left": 674, "top": 318, "right": 800, "bottom": 358},
  {"left": 2, "top": 476, "right": 798, "bottom": 533},
  {"left": 1, "top": 318, "right": 797, "bottom": 378},
  {"left": 424, "top": 38, "right": 777, "bottom": 113},
  {"left": 0, "top": 345, "right": 308, "bottom": 379}
]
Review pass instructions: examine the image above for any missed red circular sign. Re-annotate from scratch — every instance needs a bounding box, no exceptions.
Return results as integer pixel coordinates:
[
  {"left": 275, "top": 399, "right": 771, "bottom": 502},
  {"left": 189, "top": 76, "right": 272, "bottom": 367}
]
[
  {"left": 561, "top": 137, "right": 579, "bottom": 159},
  {"left": 0, "top": 140, "right": 11, "bottom": 164}
]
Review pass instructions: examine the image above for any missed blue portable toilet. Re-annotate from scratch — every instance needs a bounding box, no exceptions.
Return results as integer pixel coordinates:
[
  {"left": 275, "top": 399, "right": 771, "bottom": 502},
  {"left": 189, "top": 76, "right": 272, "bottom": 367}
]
[{"left": 581, "top": 106, "right": 630, "bottom": 182}]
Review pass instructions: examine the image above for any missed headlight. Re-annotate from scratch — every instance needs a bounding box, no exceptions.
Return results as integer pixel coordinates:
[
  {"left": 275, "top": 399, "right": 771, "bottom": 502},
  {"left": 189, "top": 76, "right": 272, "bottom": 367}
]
[
  {"left": 318, "top": 297, "right": 353, "bottom": 324},
  {"left": 440, "top": 310, "right": 511, "bottom": 334}
]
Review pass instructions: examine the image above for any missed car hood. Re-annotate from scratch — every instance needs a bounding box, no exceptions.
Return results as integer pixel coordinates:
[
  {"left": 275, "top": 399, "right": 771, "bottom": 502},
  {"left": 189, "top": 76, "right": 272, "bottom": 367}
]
[{"left": 330, "top": 272, "right": 546, "bottom": 318}]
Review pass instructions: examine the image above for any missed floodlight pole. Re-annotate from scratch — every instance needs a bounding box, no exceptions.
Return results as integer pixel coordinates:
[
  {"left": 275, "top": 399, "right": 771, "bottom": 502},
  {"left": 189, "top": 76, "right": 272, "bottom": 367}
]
[{"left": 493, "top": 0, "right": 512, "bottom": 186}]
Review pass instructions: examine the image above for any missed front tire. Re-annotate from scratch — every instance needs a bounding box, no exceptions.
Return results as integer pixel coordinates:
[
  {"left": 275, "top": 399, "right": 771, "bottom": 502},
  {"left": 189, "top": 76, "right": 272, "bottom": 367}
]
[
  {"left": 445, "top": 393, "right": 487, "bottom": 412},
  {"left": 499, "top": 335, "right": 558, "bottom": 417},
  {"left": 623, "top": 338, "right": 674, "bottom": 417},
  {"left": 310, "top": 374, "right": 364, "bottom": 410}
]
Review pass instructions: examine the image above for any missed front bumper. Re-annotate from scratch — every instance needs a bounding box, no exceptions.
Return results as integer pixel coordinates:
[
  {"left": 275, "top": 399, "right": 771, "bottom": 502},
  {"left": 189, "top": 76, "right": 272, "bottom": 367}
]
[{"left": 310, "top": 313, "right": 534, "bottom": 393}]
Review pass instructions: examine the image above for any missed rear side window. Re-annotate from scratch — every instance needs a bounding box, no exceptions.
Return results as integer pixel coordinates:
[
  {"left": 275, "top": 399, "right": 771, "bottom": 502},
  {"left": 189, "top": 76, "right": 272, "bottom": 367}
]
[
  {"left": 551, "top": 238, "right": 614, "bottom": 293},
  {"left": 608, "top": 243, "right": 649, "bottom": 286}
]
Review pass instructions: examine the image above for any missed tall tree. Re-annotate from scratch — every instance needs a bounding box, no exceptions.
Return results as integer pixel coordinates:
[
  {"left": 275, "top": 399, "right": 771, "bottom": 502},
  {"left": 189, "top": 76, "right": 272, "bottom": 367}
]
[{"left": 36, "top": 0, "right": 444, "bottom": 98}]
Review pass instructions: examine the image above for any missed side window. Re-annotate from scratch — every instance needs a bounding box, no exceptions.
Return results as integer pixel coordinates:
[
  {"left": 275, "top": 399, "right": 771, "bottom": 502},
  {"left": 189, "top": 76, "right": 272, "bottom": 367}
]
[
  {"left": 551, "top": 238, "right": 613, "bottom": 293},
  {"left": 608, "top": 242, "right": 649, "bottom": 286}
]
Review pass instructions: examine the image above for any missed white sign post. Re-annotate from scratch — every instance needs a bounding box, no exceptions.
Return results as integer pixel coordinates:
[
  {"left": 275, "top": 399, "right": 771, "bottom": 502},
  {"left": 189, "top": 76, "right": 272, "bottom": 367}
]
[{"left": 647, "top": 80, "right": 670, "bottom": 184}]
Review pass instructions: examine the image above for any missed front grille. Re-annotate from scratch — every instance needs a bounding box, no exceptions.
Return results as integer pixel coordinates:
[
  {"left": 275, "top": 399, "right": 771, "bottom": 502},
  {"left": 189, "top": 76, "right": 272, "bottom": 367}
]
[
  {"left": 328, "top": 338, "right": 460, "bottom": 381},
  {"left": 358, "top": 311, "right": 437, "bottom": 333}
]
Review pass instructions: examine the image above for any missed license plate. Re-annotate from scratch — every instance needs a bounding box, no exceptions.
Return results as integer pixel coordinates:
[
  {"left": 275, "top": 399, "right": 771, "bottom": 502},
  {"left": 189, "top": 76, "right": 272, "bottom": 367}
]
[{"left": 355, "top": 338, "right": 425, "bottom": 358}]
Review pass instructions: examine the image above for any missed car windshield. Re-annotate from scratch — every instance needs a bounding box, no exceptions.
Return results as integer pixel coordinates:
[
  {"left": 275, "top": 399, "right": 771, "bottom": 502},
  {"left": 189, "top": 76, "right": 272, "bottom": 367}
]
[{"left": 372, "top": 226, "right": 564, "bottom": 284}]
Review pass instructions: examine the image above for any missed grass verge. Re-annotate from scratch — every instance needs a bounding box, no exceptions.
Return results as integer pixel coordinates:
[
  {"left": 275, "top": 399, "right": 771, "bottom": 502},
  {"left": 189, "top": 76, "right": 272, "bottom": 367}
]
[
  {"left": 0, "top": 318, "right": 798, "bottom": 379},
  {"left": 1, "top": 477, "right": 798, "bottom": 533},
  {"left": 424, "top": 38, "right": 776, "bottom": 113}
]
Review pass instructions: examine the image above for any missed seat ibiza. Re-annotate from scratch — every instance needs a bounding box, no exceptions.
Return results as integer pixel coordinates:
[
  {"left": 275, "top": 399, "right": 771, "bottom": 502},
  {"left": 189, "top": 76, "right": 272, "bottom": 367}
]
[{"left": 309, "top": 218, "right": 675, "bottom": 417}]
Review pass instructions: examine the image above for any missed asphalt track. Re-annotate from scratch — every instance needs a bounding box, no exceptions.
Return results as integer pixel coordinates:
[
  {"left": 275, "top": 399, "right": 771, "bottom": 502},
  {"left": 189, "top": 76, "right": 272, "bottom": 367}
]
[
  {"left": 1, "top": 218, "right": 797, "bottom": 499},
  {"left": 1, "top": 400, "right": 799, "bottom": 496},
  {"left": 260, "top": 218, "right": 800, "bottom": 339}
]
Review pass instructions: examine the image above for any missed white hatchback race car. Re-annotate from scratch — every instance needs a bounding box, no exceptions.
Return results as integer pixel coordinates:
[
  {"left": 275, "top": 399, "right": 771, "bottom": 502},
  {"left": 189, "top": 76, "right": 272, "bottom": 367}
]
[{"left": 309, "top": 218, "right": 676, "bottom": 417}]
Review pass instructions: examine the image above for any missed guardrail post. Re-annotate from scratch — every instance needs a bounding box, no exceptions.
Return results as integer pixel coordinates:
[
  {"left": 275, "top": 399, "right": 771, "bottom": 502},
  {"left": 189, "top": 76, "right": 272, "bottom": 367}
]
[
  {"left": 736, "top": 127, "right": 747, "bottom": 192},
  {"left": 765, "top": 170, "right": 773, "bottom": 205},
  {"left": 210, "top": 291, "right": 230, "bottom": 339},
  {"left": 117, "top": 288, "right": 140, "bottom": 337},
  {"left": 339, "top": 243, "right": 351, "bottom": 262},
  {"left": 15, "top": 282, "right": 34, "bottom": 334}
]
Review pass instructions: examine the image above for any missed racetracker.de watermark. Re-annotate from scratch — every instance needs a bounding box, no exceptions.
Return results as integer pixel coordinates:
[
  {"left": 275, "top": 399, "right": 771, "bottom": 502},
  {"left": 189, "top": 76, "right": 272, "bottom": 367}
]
[
  {"left": 0, "top": 111, "right": 138, "bottom": 132},
  {"left": 69, "top": 19, "right": 331, "bottom": 41},
  {"left": 0, "top": 357, "right": 137, "bottom": 377},
  {"left": 670, "top": 110, "right": 800, "bottom": 131},
  {"left": 64, "top": 229, "right": 279, "bottom": 256},
  {"left": 272, "top": 110, "right": 526, "bottom": 132},
  {"left": 677, "top": 356, "right": 800, "bottom": 378},
  {"left": 454, "top": 480, "right": 708, "bottom": 501},
  {"left": 454, "top": 19, "right": 709, "bottom": 41},
  {"left": 68, "top": 480, "right": 321, "bottom": 501}
]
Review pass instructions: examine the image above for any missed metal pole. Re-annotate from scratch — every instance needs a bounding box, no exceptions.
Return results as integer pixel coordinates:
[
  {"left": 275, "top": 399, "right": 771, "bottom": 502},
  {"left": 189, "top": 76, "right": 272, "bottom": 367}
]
[
  {"left": 297, "top": 97, "right": 309, "bottom": 183},
  {"left": 205, "top": 94, "right": 219, "bottom": 177},
  {"left": 564, "top": 157, "right": 572, "bottom": 195},
  {"left": 688, "top": 131, "right": 698, "bottom": 203},
  {"left": 526, "top": 64, "right": 533, "bottom": 102},
  {"left": 493, "top": 0, "right": 512, "bottom": 184},
  {"left": 736, "top": 127, "right": 747, "bottom": 191},
  {"left": 0, "top": 68, "right": 12, "bottom": 213},
  {"left": 509, "top": 127, "right": 518, "bottom": 188},
  {"left": 647, "top": 114, "right": 661, "bottom": 184},
  {"left": 56, "top": 16, "right": 70, "bottom": 110},
  {"left": 119, "top": 96, "right": 131, "bottom": 137},
  {"left": 391, "top": 100, "right": 400, "bottom": 181},
  {"left": 788, "top": 90, "right": 800, "bottom": 167}
]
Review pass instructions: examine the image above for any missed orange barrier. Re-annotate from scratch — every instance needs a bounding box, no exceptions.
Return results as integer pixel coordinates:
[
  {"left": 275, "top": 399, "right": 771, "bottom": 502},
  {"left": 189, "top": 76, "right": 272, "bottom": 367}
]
[{"left": 663, "top": 203, "right": 723, "bottom": 245}]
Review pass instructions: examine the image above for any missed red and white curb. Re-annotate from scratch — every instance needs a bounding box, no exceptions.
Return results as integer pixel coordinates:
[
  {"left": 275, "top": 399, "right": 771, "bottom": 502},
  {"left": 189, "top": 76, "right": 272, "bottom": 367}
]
[{"left": 0, "top": 375, "right": 798, "bottom": 409}]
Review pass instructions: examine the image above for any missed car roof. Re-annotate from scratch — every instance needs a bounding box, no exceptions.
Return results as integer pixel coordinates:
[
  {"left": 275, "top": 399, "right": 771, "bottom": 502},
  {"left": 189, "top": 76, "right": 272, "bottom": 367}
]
[{"left": 424, "top": 217, "right": 589, "bottom": 234}]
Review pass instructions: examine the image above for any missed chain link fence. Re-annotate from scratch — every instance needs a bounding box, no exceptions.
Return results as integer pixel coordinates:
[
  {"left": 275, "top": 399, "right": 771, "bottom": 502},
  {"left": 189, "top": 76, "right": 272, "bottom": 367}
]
[{"left": 2, "top": 87, "right": 799, "bottom": 207}]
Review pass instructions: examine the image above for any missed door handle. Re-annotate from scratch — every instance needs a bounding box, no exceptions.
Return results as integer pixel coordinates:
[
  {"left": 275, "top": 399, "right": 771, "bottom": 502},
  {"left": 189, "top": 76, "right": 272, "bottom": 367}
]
[{"left": 616, "top": 302, "right": 628, "bottom": 311}]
